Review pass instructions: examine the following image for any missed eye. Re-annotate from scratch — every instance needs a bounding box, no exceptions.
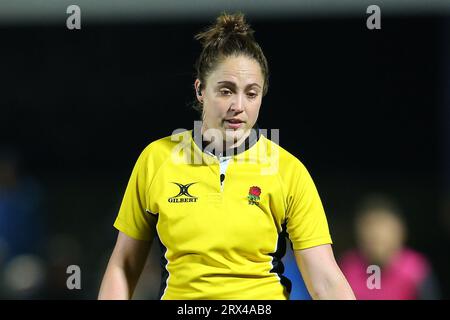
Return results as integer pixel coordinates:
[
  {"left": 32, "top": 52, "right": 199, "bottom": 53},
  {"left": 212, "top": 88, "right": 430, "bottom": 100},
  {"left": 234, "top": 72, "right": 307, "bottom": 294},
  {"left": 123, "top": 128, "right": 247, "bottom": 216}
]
[
  {"left": 247, "top": 92, "right": 258, "bottom": 99},
  {"left": 220, "top": 89, "right": 232, "bottom": 96}
]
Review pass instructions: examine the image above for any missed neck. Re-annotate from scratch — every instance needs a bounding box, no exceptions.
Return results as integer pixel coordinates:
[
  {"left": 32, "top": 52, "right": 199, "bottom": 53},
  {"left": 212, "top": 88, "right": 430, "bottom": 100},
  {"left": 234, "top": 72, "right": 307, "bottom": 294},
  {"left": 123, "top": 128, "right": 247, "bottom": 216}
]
[{"left": 201, "top": 124, "right": 251, "bottom": 154}]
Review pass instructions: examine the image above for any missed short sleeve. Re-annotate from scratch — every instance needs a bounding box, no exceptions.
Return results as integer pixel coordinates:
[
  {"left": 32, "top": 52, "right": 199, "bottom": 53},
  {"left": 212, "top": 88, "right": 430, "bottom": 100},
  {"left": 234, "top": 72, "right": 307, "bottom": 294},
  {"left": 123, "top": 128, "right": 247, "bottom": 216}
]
[
  {"left": 113, "top": 146, "right": 157, "bottom": 241},
  {"left": 285, "top": 161, "right": 332, "bottom": 250}
]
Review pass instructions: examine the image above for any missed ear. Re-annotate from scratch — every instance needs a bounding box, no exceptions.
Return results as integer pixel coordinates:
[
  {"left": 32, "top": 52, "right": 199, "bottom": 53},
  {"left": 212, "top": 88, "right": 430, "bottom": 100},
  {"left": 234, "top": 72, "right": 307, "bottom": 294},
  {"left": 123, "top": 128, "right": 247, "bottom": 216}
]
[{"left": 194, "top": 79, "right": 203, "bottom": 102}]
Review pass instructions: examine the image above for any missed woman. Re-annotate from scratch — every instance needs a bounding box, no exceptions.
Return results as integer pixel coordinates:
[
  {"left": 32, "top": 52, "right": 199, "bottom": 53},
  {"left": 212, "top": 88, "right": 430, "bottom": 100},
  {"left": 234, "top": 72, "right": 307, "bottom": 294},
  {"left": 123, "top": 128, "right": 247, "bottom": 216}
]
[
  {"left": 98, "top": 12, "right": 355, "bottom": 300},
  {"left": 339, "top": 195, "right": 440, "bottom": 299}
]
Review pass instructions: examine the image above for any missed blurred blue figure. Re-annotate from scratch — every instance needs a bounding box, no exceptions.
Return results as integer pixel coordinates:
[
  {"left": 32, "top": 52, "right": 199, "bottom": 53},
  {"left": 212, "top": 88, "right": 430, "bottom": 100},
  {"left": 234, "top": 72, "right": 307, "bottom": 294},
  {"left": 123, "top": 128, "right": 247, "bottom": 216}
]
[
  {"left": 282, "top": 242, "right": 311, "bottom": 300},
  {"left": 0, "top": 148, "right": 44, "bottom": 259},
  {"left": 0, "top": 148, "right": 46, "bottom": 298}
]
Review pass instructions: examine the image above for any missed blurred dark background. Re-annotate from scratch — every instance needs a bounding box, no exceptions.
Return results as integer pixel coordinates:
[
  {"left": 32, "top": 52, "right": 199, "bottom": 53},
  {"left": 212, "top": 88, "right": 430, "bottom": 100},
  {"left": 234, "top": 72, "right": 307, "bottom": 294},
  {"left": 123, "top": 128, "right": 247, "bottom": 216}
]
[{"left": 0, "top": 1, "right": 449, "bottom": 299}]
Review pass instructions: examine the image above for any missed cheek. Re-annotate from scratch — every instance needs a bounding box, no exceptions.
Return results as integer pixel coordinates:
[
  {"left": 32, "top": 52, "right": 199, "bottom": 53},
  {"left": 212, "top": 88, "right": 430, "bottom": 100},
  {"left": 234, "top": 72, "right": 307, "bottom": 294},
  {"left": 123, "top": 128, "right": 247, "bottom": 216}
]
[
  {"left": 206, "top": 99, "right": 228, "bottom": 116},
  {"left": 247, "top": 102, "right": 261, "bottom": 120}
]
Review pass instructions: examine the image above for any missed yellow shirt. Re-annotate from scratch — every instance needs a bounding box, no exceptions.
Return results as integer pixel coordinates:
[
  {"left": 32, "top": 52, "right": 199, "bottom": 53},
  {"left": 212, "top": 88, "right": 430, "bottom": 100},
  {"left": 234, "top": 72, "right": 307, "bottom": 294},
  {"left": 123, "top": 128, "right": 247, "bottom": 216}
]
[{"left": 113, "top": 129, "right": 332, "bottom": 299}]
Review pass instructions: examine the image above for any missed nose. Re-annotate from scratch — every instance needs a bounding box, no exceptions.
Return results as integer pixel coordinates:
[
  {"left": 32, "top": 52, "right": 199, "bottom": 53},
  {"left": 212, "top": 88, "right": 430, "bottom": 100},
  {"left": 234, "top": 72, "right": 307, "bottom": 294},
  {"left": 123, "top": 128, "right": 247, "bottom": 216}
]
[{"left": 230, "top": 93, "right": 244, "bottom": 113}]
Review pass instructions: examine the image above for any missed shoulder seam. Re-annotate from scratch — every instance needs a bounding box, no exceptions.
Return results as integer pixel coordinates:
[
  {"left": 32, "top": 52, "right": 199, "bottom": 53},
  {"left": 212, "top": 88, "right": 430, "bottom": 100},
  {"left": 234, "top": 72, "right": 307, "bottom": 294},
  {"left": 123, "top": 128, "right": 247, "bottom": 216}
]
[
  {"left": 145, "top": 131, "right": 190, "bottom": 207},
  {"left": 147, "top": 152, "right": 172, "bottom": 200},
  {"left": 265, "top": 137, "right": 289, "bottom": 221}
]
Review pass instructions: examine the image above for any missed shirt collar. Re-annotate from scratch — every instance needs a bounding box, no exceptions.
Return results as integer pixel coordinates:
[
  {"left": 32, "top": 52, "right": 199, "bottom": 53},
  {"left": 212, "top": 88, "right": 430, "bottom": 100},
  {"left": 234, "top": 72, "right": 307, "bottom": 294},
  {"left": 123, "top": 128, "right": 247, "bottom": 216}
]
[{"left": 191, "top": 123, "right": 261, "bottom": 158}]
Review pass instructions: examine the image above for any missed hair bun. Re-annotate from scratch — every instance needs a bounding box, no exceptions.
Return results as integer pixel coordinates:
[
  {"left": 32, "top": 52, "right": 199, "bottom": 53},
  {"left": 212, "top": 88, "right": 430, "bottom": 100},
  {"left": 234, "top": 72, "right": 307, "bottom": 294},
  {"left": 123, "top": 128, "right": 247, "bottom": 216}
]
[
  {"left": 194, "top": 12, "right": 254, "bottom": 47},
  {"left": 216, "top": 12, "right": 251, "bottom": 37}
]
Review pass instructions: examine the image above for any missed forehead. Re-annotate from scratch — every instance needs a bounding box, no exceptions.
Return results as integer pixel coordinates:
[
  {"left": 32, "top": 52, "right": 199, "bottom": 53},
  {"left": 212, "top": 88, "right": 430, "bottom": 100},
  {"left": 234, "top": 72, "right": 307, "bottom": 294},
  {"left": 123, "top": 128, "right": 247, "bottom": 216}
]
[
  {"left": 359, "top": 211, "right": 401, "bottom": 228},
  {"left": 208, "top": 55, "right": 263, "bottom": 84}
]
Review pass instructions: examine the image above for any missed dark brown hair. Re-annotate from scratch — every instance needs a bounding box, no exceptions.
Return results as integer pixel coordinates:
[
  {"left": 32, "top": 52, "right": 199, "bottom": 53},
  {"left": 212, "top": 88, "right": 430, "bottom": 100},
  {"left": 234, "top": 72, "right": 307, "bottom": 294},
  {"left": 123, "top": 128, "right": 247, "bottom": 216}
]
[
  {"left": 193, "top": 12, "right": 269, "bottom": 113},
  {"left": 354, "top": 194, "right": 406, "bottom": 229}
]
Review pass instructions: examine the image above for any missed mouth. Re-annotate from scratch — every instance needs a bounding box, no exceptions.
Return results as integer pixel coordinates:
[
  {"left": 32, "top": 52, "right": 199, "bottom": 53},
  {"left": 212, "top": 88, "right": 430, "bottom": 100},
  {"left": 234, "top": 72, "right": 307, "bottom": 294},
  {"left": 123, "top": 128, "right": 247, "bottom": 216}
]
[{"left": 224, "top": 119, "right": 245, "bottom": 129}]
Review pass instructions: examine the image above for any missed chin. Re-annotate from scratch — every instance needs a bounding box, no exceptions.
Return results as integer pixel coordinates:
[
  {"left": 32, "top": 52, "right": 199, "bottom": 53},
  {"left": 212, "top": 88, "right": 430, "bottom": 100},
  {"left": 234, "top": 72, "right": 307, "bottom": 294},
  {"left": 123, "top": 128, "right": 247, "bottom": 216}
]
[{"left": 224, "top": 128, "right": 245, "bottom": 143}]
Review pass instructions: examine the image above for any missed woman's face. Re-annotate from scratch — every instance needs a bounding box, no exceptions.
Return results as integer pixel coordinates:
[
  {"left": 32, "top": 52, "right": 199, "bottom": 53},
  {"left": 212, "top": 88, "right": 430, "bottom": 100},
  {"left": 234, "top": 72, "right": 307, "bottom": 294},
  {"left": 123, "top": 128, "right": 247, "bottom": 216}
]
[
  {"left": 356, "top": 210, "right": 405, "bottom": 266},
  {"left": 195, "top": 55, "right": 264, "bottom": 145}
]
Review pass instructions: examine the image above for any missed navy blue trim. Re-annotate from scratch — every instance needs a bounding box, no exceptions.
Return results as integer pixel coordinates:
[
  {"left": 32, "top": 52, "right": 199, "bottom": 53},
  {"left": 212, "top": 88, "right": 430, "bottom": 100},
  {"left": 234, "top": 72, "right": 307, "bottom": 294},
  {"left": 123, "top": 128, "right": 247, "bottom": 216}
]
[
  {"left": 269, "top": 222, "right": 292, "bottom": 295},
  {"left": 157, "top": 237, "right": 169, "bottom": 300}
]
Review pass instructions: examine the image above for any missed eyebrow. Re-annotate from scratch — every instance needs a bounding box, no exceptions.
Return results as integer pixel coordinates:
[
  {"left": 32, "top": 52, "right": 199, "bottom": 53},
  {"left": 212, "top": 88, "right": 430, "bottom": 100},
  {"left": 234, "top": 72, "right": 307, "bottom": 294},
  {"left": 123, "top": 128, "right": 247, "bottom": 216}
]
[{"left": 216, "top": 81, "right": 261, "bottom": 89}]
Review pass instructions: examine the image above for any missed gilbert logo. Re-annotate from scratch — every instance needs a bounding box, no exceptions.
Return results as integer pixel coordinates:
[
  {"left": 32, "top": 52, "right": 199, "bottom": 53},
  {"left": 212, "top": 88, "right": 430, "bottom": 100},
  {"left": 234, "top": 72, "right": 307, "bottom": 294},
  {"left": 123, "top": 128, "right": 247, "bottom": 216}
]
[
  {"left": 248, "top": 186, "right": 261, "bottom": 205},
  {"left": 168, "top": 182, "right": 198, "bottom": 203}
]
